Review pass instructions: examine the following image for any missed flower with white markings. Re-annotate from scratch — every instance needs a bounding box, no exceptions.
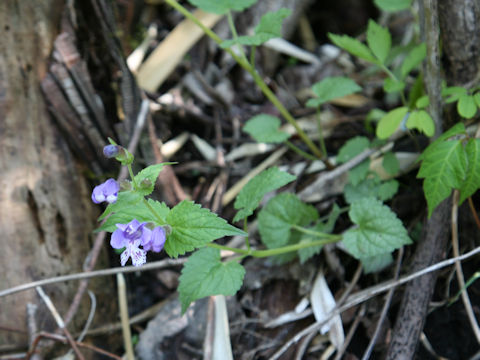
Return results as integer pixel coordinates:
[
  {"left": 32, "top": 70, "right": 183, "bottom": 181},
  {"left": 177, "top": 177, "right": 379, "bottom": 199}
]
[{"left": 91, "top": 179, "right": 120, "bottom": 204}]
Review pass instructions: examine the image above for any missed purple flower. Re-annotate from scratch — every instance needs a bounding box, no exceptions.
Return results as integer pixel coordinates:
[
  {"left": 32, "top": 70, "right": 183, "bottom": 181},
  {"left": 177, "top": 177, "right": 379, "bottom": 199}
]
[
  {"left": 143, "top": 226, "right": 166, "bottom": 253},
  {"left": 111, "top": 219, "right": 151, "bottom": 266},
  {"left": 103, "top": 145, "right": 120, "bottom": 158},
  {"left": 91, "top": 179, "right": 120, "bottom": 204}
]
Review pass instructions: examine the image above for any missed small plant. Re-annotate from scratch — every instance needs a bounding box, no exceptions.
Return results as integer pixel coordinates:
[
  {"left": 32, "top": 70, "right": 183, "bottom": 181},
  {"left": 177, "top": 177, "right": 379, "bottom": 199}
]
[{"left": 90, "top": 0, "right": 480, "bottom": 344}]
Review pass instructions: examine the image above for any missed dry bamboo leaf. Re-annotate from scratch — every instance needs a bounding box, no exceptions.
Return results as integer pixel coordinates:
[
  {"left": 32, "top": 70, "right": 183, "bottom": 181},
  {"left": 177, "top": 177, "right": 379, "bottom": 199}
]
[
  {"left": 137, "top": 10, "right": 222, "bottom": 92},
  {"left": 211, "top": 295, "right": 234, "bottom": 360},
  {"left": 310, "top": 271, "right": 345, "bottom": 349}
]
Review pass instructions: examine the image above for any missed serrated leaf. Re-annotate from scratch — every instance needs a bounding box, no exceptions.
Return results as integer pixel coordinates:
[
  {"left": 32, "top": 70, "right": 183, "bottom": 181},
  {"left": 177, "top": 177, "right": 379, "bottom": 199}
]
[
  {"left": 343, "top": 197, "right": 411, "bottom": 259},
  {"left": 243, "top": 114, "right": 290, "bottom": 143},
  {"left": 417, "top": 140, "right": 467, "bottom": 217},
  {"left": 337, "top": 136, "right": 370, "bottom": 164},
  {"left": 328, "top": 33, "right": 376, "bottom": 63},
  {"left": 348, "top": 159, "right": 370, "bottom": 186},
  {"left": 367, "top": 20, "right": 391, "bottom": 64},
  {"left": 344, "top": 178, "right": 398, "bottom": 204},
  {"left": 406, "top": 110, "right": 435, "bottom": 137},
  {"left": 298, "top": 205, "right": 341, "bottom": 263},
  {"left": 376, "top": 106, "right": 409, "bottom": 139},
  {"left": 221, "top": 8, "right": 291, "bottom": 48},
  {"left": 233, "top": 167, "right": 296, "bottom": 222},
  {"left": 98, "top": 191, "right": 143, "bottom": 220},
  {"left": 382, "top": 152, "right": 400, "bottom": 175},
  {"left": 418, "top": 123, "right": 466, "bottom": 164},
  {"left": 258, "top": 193, "right": 318, "bottom": 249},
  {"left": 383, "top": 78, "right": 405, "bottom": 93},
  {"left": 459, "top": 139, "right": 480, "bottom": 204},
  {"left": 457, "top": 94, "right": 477, "bottom": 118},
  {"left": 374, "top": 0, "right": 412, "bottom": 11},
  {"left": 361, "top": 253, "right": 393, "bottom": 274},
  {"left": 443, "top": 86, "right": 467, "bottom": 103},
  {"left": 306, "top": 77, "right": 362, "bottom": 108},
  {"left": 134, "top": 164, "right": 165, "bottom": 196},
  {"left": 165, "top": 201, "right": 246, "bottom": 257},
  {"left": 178, "top": 247, "right": 245, "bottom": 313},
  {"left": 400, "top": 43, "right": 426, "bottom": 79},
  {"left": 187, "top": 0, "right": 257, "bottom": 14}
]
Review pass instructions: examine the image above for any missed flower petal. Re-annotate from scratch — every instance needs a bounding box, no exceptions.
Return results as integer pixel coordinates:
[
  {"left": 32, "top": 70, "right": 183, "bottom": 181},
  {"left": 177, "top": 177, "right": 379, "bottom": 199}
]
[
  {"left": 130, "top": 247, "right": 147, "bottom": 267},
  {"left": 111, "top": 229, "right": 127, "bottom": 249},
  {"left": 120, "top": 249, "right": 130, "bottom": 266}
]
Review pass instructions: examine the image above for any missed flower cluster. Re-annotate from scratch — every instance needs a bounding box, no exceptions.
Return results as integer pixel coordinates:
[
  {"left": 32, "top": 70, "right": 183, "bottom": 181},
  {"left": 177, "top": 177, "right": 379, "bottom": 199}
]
[
  {"left": 111, "top": 219, "right": 166, "bottom": 266},
  {"left": 91, "top": 162, "right": 167, "bottom": 266}
]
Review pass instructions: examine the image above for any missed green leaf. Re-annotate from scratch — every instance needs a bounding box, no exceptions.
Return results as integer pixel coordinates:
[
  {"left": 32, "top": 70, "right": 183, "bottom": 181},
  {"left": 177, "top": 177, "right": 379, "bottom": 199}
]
[
  {"left": 442, "top": 86, "right": 467, "bottom": 103},
  {"left": 298, "top": 204, "right": 341, "bottom": 264},
  {"left": 258, "top": 193, "right": 318, "bottom": 249},
  {"left": 328, "top": 33, "right": 376, "bottom": 63},
  {"left": 406, "top": 110, "right": 435, "bottom": 137},
  {"left": 421, "top": 123, "right": 466, "bottom": 159},
  {"left": 233, "top": 167, "right": 296, "bottom": 222},
  {"left": 400, "top": 43, "right": 426, "bottom": 79},
  {"left": 418, "top": 140, "right": 468, "bottom": 217},
  {"left": 306, "top": 77, "right": 362, "bottom": 108},
  {"left": 221, "top": 9, "right": 291, "bottom": 47},
  {"left": 98, "top": 191, "right": 143, "bottom": 220},
  {"left": 187, "top": 0, "right": 258, "bottom": 14},
  {"left": 165, "top": 201, "right": 246, "bottom": 257},
  {"left": 374, "top": 0, "right": 412, "bottom": 11},
  {"left": 376, "top": 107, "right": 409, "bottom": 139},
  {"left": 361, "top": 253, "right": 393, "bottom": 274},
  {"left": 344, "top": 178, "right": 398, "bottom": 203},
  {"left": 459, "top": 139, "right": 480, "bottom": 204},
  {"left": 243, "top": 114, "right": 290, "bottom": 143},
  {"left": 348, "top": 159, "right": 370, "bottom": 186},
  {"left": 383, "top": 78, "right": 405, "bottom": 93},
  {"left": 366, "top": 20, "right": 391, "bottom": 64},
  {"left": 178, "top": 247, "right": 245, "bottom": 313},
  {"left": 134, "top": 164, "right": 165, "bottom": 196},
  {"left": 343, "top": 197, "right": 411, "bottom": 259},
  {"left": 337, "top": 136, "right": 370, "bottom": 164},
  {"left": 415, "top": 95, "right": 429, "bottom": 109},
  {"left": 474, "top": 93, "right": 480, "bottom": 107},
  {"left": 97, "top": 199, "right": 169, "bottom": 233},
  {"left": 382, "top": 152, "right": 400, "bottom": 175},
  {"left": 457, "top": 94, "right": 478, "bottom": 118}
]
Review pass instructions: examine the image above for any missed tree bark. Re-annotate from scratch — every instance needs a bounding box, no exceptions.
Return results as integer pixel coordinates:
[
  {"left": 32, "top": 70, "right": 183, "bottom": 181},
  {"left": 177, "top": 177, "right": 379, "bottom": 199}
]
[
  {"left": 0, "top": 0, "right": 122, "bottom": 350},
  {"left": 386, "top": 0, "right": 480, "bottom": 358}
]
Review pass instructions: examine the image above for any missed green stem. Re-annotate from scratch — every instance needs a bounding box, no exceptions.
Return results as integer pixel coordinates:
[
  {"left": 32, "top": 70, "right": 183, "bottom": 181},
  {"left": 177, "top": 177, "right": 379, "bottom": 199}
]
[
  {"left": 164, "top": 0, "right": 332, "bottom": 168},
  {"left": 380, "top": 64, "right": 407, "bottom": 105},
  {"left": 206, "top": 235, "right": 341, "bottom": 258},
  {"left": 291, "top": 224, "right": 340, "bottom": 239},
  {"left": 250, "top": 237, "right": 341, "bottom": 258},
  {"left": 243, "top": 218, "right": 250, "bottom": 251},
  {"left": 284, "top": 140, "right": 318, "bottom": 161},
  {"left": 127, "top": 164, "right": 138, "bottom": 189},
  {"left": 207, "top": 242, "right": 250, "bottom": 255},
  {"left": 226, "top": 11, "right": 247, "bottom": 60},
  {"left": 315, "top": 108, "right": 328, "bottom": 157}
]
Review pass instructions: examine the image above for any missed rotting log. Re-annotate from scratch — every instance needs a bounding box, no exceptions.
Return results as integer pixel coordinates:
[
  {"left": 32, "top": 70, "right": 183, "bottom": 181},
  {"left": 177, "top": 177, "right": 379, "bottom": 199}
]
[{"left": 0, "top": 0, "right": 127, "bottom": 351}]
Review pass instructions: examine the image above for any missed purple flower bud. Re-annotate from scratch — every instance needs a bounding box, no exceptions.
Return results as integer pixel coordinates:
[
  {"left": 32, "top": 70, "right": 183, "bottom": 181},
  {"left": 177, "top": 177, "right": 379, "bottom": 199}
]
[
  {"left": 111, "top": 219, "right": 151, "bottom": 266},
  {"left": 103, "top": 145, "right": 120, "bottom": 158},
  {"left": 143, "top": 226, "right": 166, "bottom": 253},
  {"left": 91, "top": 179, "right": 120, "bottom": 204}
]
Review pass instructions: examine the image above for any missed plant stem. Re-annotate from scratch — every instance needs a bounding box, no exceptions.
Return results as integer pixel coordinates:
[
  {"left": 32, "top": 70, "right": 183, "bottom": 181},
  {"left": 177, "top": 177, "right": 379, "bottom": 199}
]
[
  {"left": 315, "top": 108, "right": 328, "bottom": 157},
  {"left": 250, "top": 237, "right": 340, "bottom": 258},
  {"left": 206, "top": 235, "right": 341, "bottom": 258},
  {"left": 164, "top": 0, "right": 332, "bottom": 168},
  {"left": 291, "top": 224, "right": 341, "bottom": 239},
  {"left": 127, "top": 164, "right": 138, "bottom": 188},
  {"left": 243, "top": 218, "right": 250, "bottom": 251},
  {"left": 380, "top": 64, "right": 407, "bottom": 105},
  {"left": 284, "top": 140, "right": 318, "bottom": 161},
  {"left": 226, "top": 10, "right": 247, "bottom": 60}
]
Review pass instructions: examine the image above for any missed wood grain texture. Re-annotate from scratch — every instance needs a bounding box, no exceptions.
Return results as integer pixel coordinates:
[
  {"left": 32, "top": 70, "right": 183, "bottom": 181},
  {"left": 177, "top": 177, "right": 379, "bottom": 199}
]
[{"left": 0, "top": 0, "right": 113, "bottom": 348}]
